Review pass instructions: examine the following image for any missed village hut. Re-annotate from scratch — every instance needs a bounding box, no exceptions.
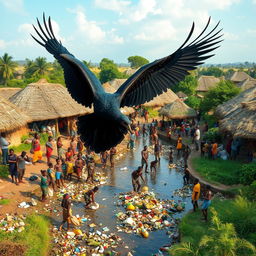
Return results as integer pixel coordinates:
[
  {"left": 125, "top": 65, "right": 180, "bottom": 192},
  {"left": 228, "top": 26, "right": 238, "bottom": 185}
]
[
  {"left": 219, "top": 100, "right": 256, "bottom": 139},
  {"left": 229, "top": 71, "right": 251, "bottom": 85},
  {"left": 108, "top": 79, "right": 127, "bottom": 90},
  {"left": 215, "top": 85, "right": 256, "bottom": 119},
  {"left": 196, "top": 75, "right": 221, "bottom": 94},
  {"left": 0, "top": 96, "right": 31, "bottom": 145},
  {"left": 176, "top": 91, "right": 187, "bottom": 99},
  {"left": 237, "top": 77, "right": 256, "bottom": 91},
  {"left": 0, "top": 88, "right": 21, "bottom": 99},
  {"left": 143, "top": 89, "right": 179, "bottom": 108},
  {"left": 159, "top": 99, "right": 197, "bottom": 119},
  {"left": 9, "top": 78, "right": 92, "bottom": 135},
  {"left": 102, "top": 82, "right": 135, "bottom": 115}
]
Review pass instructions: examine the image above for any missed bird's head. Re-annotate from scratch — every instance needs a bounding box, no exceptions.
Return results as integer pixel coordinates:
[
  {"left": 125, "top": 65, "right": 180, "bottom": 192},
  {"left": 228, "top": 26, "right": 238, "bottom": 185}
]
[{"left": 119, "top": 115, "right": 132, "bottom": 133}]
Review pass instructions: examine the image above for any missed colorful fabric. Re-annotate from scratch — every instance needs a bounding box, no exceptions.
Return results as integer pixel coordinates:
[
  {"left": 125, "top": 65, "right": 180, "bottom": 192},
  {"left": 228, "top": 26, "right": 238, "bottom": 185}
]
[
  {"left": 202, "top": 199, "right": 211, "bottom": 209},
  {"left": 176, "top": 138, "right": 182, "bottom": 149},
  {"left": 192, "top": 183, "right": 200, "bottom": 201},
  {"left": 67, "top": 162, "right": 74, "bottom": 174},
  {"left": 33, "top": 150, "right": 42, "bottom": 162},
  {"left": 55, "top": 172, "right": 62, "bottom": 180}
]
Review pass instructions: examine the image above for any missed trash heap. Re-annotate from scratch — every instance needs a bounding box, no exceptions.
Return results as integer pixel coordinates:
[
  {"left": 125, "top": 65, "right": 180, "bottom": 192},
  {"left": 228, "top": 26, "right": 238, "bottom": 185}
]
[
  {"left": 0, "top": 214, "right": 26, "bottom": 233},
  {"left": 172, "top": 185, "right": 192, "bottom": 198},
  {"left": 115, "top": 189, "right": 184, "bottom": 239},
  {"left": 51, "top": 222, "right": 126, "bottom": 256}
]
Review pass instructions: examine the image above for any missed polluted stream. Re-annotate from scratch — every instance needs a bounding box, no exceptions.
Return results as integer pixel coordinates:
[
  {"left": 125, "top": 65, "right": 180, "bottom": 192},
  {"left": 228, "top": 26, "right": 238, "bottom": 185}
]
[{"left": 51, "top": 135, "right": 192, "bottom": 256}]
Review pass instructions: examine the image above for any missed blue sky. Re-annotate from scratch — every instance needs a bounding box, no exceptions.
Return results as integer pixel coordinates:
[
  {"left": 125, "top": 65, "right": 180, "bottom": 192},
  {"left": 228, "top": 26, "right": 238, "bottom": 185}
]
[{"left": 0, "top": 0, "right": 256, "bottom": 64}]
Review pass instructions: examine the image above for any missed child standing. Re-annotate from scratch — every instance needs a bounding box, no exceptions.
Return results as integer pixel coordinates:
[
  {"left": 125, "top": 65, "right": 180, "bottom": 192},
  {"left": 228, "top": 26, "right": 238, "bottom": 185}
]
[
  {"left": 47, "top": 162, "right": 55, "bottom": 191},
  {"left": 55, "top": 159, "right": 65, "bottom": 188},
  {"left": 40, "top": 170, "right": 48, "bottom": 202},
  {"left": 66, "top": 157, "right": 74, "bottom": 181}
]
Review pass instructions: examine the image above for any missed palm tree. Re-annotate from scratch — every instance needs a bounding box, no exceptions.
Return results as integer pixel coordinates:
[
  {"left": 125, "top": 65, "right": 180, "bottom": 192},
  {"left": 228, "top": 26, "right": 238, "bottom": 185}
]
[
  {"left": 169, "top": 242, "right": 202, "bottom": 256},
  {"left": 24, "top": 58, "right": 36, "bottom": 79},
  {"left": 32, "top": 57, "right": 50, "bottom": 76},
  {"left": 0, "top": 53, "right": 17, "bottom": 85},
  {"left": 199, "top": 209, "right": 256, "bottom": 256}
]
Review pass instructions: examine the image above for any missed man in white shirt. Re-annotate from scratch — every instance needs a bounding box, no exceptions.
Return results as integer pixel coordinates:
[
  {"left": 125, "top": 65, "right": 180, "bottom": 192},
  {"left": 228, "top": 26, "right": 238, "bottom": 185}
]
[
  {"left": 195, "top": 126, "right": 200, "bottom": 151},
  {"left": 0, "top": 133, "right": 10, "bottom": 165}
]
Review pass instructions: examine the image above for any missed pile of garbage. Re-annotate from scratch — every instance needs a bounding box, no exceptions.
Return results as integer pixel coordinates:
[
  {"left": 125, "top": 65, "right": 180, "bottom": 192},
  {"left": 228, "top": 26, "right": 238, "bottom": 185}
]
[
  {"left": 115, "top": 189, "right": 184, "bottom": 238},
  {"left": 172, "top": 185, "right": 192, "bottom": 198},
  {"left": 51, "top": 222, "right": 128, "bottom": 256},
  {"left": 0, "top": 214, "right": 26, "bottom": 233}
]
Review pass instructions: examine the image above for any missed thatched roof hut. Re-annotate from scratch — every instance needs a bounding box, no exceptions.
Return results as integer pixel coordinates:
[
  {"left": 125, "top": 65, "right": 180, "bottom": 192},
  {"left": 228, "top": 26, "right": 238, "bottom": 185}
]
[
  {"left": 229, "top": 71, "right": 251, "bottom": 84},
  {"left": 9, "top": 79, "right": 91, "bottom": 122},
  {"left": 144, "top": 89, "right": 178, "bottom": 108},
  {"left": 219, "top": 100, "right": 256, "bottom": 139},
  {"left": 108, "top": 79, "right": 127, "bottom": 90},
  {"left": 237, "top": 77, "right": 256, "bottom": 91},
  {"left": 215, "top": 85, "right": 256, "bottom": 119},
  {"left": 102, "top": 82, "right": 135, "bottom": 115},
  {"left": 196, "top": 75, "right": 221, "bottom": 93},
  {"left": 0, "top": 88, "right": 21, "bottom": 99},
  {"left": 176, "top": 91, "right": 187, "bottom": 98},
  {"left": 0, "top": 96, "right": 31, "bottom": 133},
  {"left": 159, "top": 99, "right": 197, "bottom": 119}
]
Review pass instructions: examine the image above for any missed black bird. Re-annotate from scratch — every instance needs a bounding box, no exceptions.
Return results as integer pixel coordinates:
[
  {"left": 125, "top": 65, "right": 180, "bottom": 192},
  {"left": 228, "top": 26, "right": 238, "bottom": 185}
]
[{"left": 31, "top": 14, "right": 223, "bottom": 153}]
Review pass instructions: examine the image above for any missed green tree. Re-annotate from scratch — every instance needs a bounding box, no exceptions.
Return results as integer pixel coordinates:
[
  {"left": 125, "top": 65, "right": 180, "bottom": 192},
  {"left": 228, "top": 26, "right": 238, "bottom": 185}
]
[
  {"left": 24, "top": 58, "right": 35, "bottom": 79},
  {"left": 173, "top": 75, "right": 198, "bottom": 96},
  {"left": 199, "top": 209, "right": 256, "bottom": 256},
  {"left": 99, "top": 58, "right": 123, "bottom": 83},
  {"left": 185, "top": 96, "right": 201, "bottom": 110},
  {"left": 127, "top": 55, "right": 149, "bottom": 68},
  {"left": 82, "top": 60, "right": 93, "bottom": 68},
  {"left": 200, "top": 80, "right": 240, "bottom": 113},
  {"left": 0, "top": 53, "right": 17, "bottom": 85},
  {"left": 199, "top": 66, "right": 224, "bottom": 77},
  {"left": 32, "top": 57, "right": 50, "bottom": 76}
]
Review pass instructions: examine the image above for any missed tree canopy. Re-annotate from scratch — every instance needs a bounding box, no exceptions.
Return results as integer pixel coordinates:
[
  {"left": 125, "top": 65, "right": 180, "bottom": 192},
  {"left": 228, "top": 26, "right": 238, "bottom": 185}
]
[
  {"left": 200, "top": 80, "right": 240, "bottom": 113},
  {"left": 172, "top": 75, "right": 198, "bottom": 96},
  {"left": 198, "top": 66, "right": 225, "bottom": 77},
  {"left": 127, "top": 55, "right": 149, "bottom": 68},
  {"left": 0, "top": 53, "right": 17, "bottom": 85}
]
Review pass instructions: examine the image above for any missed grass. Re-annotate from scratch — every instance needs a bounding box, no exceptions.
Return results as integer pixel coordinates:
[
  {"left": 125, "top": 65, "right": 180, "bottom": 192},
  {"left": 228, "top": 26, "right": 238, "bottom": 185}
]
[
  {"left": 179, "top": 196, "right": 256, "bottom": 246},
  {"left": 0, "top": 214, "right": 51, "bottom": 256},
  {"left": 191, "top": 157, "right": 244, "bottom": 185},
  {"left": 0, "top": 165, "right": 9, "bottom": 178},
  {"left": 0, "top": 199, "right": 11, "bottom": 205}
]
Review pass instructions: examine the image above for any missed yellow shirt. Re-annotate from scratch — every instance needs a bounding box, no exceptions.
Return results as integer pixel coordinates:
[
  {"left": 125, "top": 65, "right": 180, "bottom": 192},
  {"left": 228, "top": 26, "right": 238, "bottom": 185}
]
[
  {"left": 192, "top": 183, "right": 200, "bottom": 201},
  {"left": 67, "top": 162, "right": 74, "bottom": 174}
]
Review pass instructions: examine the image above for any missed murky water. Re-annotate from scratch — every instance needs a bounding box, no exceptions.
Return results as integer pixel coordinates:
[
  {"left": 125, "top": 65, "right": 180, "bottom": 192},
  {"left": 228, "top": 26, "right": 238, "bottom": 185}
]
[{"left": 68, "top": 135, "right": 191, "bottom": 256}]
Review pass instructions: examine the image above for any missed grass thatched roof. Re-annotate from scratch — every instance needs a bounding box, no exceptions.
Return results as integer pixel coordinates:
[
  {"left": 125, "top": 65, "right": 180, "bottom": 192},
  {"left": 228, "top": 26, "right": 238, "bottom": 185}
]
[
  {"left": 108, "top": 79, "right": 127, "bottom": 90},
  {"left": 0, "top": 96, "right": 31, "bottom": 133},
  {"left": 219, "top": 100, "right": 256, "bottom": 139},
  {"left": 0, "top": 88, "right": 21, "bottom": 99},
  {"left": 215, "top": 85, "right": 256, "bottom": 119},
  {"left": 9, "top": 79, "right": 92, "bottom": 122},
  {"left": 159, "top": 99, "right": 197, "bottom": 119},
  {"left": 229, "top": 71, "right": 251, "bottom": 83},
  {"left": 196, "top": 75, "right": 221, "bottom": 92},
  {"left": 144, "top": 89, "right": 178, "bottom": 107},
  {"left": 176, "top": 91, "right": 187, "bottom": 98},
  {"left": 237, "top": 77, "right": 256, "bottom": 91},
  {"left": 102, "top": 82, "right": 135, "bottom": 115}
]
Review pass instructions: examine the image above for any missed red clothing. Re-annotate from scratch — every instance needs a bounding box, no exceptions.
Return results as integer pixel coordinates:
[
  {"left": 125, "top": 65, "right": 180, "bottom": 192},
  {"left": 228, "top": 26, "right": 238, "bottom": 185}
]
[{"left": 33, "top": 139, "right": 41, "bottom": 151}]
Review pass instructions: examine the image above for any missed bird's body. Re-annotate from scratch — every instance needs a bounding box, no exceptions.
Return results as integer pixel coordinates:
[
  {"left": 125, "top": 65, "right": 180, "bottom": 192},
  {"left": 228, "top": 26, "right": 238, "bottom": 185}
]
[{"left": 32, "top": 14, "right": 223, "bottom": 152}]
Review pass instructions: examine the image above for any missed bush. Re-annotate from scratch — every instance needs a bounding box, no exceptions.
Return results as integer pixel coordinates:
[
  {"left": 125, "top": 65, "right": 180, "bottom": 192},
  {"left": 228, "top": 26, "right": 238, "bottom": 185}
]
[
  {"left": 185, "top": 95, "right": 201, "bottom": 110},
  {"left": 203, "top": 127, "right": 222, "bottom": 143},
  {"left": 239, "top": 163, "right": 256, "bottom": 185},
  {"left": 241, "top": 181, "right": 256, "bottom": 202},
  {"left": 0, "top": 165, "right": 9, "bottom": 178}
]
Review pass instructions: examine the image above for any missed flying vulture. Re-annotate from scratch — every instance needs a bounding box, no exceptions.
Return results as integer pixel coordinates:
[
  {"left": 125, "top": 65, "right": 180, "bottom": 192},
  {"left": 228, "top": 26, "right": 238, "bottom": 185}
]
[{"left": 32, "top": 14, "right": 223, "bottom": 153}]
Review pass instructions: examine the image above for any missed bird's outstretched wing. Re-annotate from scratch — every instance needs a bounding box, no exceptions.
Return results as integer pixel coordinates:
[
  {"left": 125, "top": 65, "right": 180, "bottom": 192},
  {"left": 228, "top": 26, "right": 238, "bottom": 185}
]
[
  {"left": 116, "top": 17, "right": 223, "bottom": 107},
  {"left": 31, "top": 14, "right": 103, "bottom": 107}
]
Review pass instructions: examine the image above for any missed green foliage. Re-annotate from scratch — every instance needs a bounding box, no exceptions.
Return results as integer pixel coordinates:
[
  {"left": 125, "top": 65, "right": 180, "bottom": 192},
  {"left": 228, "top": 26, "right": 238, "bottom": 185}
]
[
  {"left": 0, "top": 53, "right": 18, "bottom": 85},
  {"left": 0, "top": 165, "right": 9, "bottom": 178},
  {"left": 198, "top": 66, "right": 225, "bottom": 77},
  {"left": 127, "top": 55, "right": 149, "bottom": 68},
  {"left": 0, "top": 199, "right": 10, "bottom": 205},
  {"left": 0, "top": 214, "right": 51, "bottom": 256},
  {"left": 82, "top": 60, "right": 93, "bottom": 68},
  {"left": 239, "top": 163, "right": 256, "bottom": 185},
  {"left": 241, "top": 181, "right": 256, "bottom": 202},
  {"left": 191, "top": 157, "right": 243, "bottom": 185},
  {"left": 144, "top": 107, "right": 159, "bottom": 118},
  {"left": 224, "top": 68, "right": 235, "bottom": 79},
  {"left": 99, "top": 58, "right": 124, "bottom": 83},
  {"left": 173, "top": 75, "right": 198, "bottom": 96},
  {"left": 21, "top": 135, "right": 29, "bottom": 143},
  {"left": 5, "top": 79, "right": 27, "bottom": 88},
  {"left": 202, "top": 113, "right": 218, "bottom": 128},
  {"left": 203, "top": 127, "right": 222, "bottom": 143},
  {"left": 171, "top": 197, "right": 256, "bottom": 256},
  {"left": 185, "top": 96, "right": 201, "bottom": 110},
  {"left": 200, "top": 80, "right": 240, "bottom": 113}
]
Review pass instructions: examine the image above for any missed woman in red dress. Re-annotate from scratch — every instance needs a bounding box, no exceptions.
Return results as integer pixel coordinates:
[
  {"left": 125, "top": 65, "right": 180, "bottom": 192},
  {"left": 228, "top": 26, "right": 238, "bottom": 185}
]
[{"left": 46, "top": 136, "right": 54, "bottom": 164}]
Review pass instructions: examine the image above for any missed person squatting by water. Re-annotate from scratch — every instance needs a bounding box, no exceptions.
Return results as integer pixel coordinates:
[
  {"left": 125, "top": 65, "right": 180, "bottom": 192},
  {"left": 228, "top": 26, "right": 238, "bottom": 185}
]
[
  {"left": 84, "top": 186, "right": 99, "bottom": 208},
  {"left": 131, "top": 166, "right": 145, "bottom": 192}
]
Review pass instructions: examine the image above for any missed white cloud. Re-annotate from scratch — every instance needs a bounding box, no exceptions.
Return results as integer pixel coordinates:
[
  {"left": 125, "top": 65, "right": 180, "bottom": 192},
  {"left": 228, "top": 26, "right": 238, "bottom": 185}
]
[
  {"left": 224, "top": 32, "right": 238, "bottom": 40},
  {"left": 247, "top": 29, "right": 256, "bottom": 35},
  {"left": 0, "top": 0, "right": 26, "bottom": 14},
  {"left": 68, "top": 6, "right": 124, "bottom": 44},
  {"left": 0, "top": 39, "right": 6, "bottom": 49},
  {"left": 94, "top": 0, "right": 130, "bottom": 13},
  {"left": 252, "top": 0, "right": 256, "bottom": 4},
  {"left": 134, "top": 20, "right": 176, "bottom": 41}
]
